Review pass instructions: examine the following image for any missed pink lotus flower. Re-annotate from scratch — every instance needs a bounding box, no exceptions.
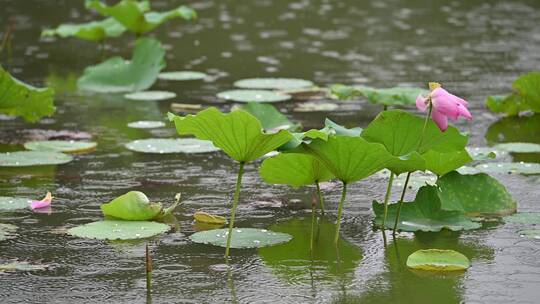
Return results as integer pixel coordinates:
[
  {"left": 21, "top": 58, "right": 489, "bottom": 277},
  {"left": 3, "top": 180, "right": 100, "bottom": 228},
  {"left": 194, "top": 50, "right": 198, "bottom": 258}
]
[
  {"left": 416, "top": 84, "right": 472, "bottom": 131},
  {"left": 30, "top": 192, "right": 53, "bottom": 210}
]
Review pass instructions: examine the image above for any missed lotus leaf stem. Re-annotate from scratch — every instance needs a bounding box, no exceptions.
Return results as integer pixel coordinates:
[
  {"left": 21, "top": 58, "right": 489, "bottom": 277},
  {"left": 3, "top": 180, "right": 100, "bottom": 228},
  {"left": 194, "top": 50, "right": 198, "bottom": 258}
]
[
  {"left": 315, "top": 181, "right": 325, "bottom": 215},
  {"left": 382, "top": 172, "right": 395, "bottom": 229},
  {"left": 225, "top": 162, "right": 245, "bottom": 259},
  {"left": 334, "top": 182, "right": 348, "bottom": 244}
]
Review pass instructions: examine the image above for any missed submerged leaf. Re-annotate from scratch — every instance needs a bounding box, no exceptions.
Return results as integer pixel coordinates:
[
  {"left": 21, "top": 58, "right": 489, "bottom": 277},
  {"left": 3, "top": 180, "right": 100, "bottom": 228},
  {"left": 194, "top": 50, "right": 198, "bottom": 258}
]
[
  {"left": 437, "top": 171, "right": 517, "bottom": 216},
  {"left": 67, "top": 220, "right": 170, "bottom": 240},
  {"left": 0, "top": 66, "right": 55, "bottom": 122},
  {"left": 406, "top": 249, "right": 470, "bottom": 271},
  {"left": 0, "top": 223, "right": 18, "bottom": 241},
  {"left": 101, "top": 191, "right": 162, "bottom": 221},
  {"left": 168, "top": 107, "right": 293, "bottom": 162},
  {"left": 373, "top": 185, "right": 481, "bottom": 232},
  {"left": 86, "top": 0, "right": 196, "bottom": 34},
  {"left": 77, "top": 37, "right": 165, "bottom": 93},
  {"left": 42, "top": 17, "right": 125, "bottom": 42},
  {"left": 189, "top": 228, "right": 292, "bottom": 249},
  {"left": 260, "top": 153, "right": 334, "bottom": 187}
]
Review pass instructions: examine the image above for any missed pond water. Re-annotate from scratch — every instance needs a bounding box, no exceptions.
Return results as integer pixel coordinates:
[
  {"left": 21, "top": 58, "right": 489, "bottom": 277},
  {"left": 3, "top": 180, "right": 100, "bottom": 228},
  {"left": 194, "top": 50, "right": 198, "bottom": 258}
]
[{"left": 1, "top": 0, "right": 540, "bottom": 303}]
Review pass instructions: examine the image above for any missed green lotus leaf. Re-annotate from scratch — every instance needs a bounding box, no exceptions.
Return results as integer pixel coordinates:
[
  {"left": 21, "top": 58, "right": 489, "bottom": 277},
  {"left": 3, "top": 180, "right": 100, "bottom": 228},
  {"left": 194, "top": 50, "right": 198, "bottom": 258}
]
[
  {"left": 158, "top": 71, "right": 207, "bottom": 81},
  {"left": 494, "top": 142, "right": 540, "bottom": 153},
  {"left": 0, "top": 261, "right": 49, "bottom": 272},
  {"left": 297, "top": 135, "right": 393, "bottom": 183},
  {"left": 331, "top": 84, "right": 427, "bottom": 106},
  {"left": 504, "top": 213, "right": 540, "bottom": 225},
  {"left": 260, "top": 153, "right": 334, "bottom": 187},
  {"left": 485, "top": 94, "right": 529, "bottom": 116},
  {"left": 67, "top": 220, "right": 170, "bottom": 240},
  {"left": 77, "top": 37, "right": 165, "bottom": 93},
  {"left": 373, "top": 185, "right": 481, "bottom": 232},
  {"left": 189, "top": 228, "right": 292, "bottom": 249},
  {"left": 0, "top": 151, "right": 73, "bottom": 167},
  {"left": 240, "top": 102, "right": 301, "bottom": 132},
  {"left": 127, "top": 120, "right": 165, "bottom": 129},
  {"left": 437, "top": 171, "right": 516, "bottom": 216},
  {"left": 41, "top": 17, "right": 125, "bottom": 42},
  {"left": 474, "top": 162, "right": 540, "bottom": 175},
  {"left": 518, "top": 229, "right": 540, "bottom": 240},
  {"left": 168, "top": 107, "right": 293, "bottom": 162},
  {"left": 0, "top": 223, "right": 18, "bottom": 241},
  {"left": 466, "top": 147, "right": 501, "bottom": 161},
  {"left": 217, "top": 89, "right": 291, "bottom": 103},
  {"left": 0, "top": 66, "right": 55, "bottom": 122},
  {"left": 86, "top": 0, "right": 196, "bottom": 34},
  {"left": 485, "top": 72, "right": 540, "bottom": 115},
  {"left": 0, "top": 196, "right": 29, "bottom": 211},
  {"left": 258, "top": 218, "right": 362, "bottom": 284},
  {"left": 24, "top": 140, "right": 97, "bottom": 153},
  {"left": 124, "top": 90, "right": 176, "bottom": 101},
  {"left": 406, "top": 249, "right": 470, "bottom": 271},
  {"left": 362, "top": 110, "right": 470, "bottom": 175},
  {"left": 101, "top": 191, "right": 163, "bottom": 221},
  {"left": 234, "top": 78, "right": 313, "bottom": 90},
  {"left": 485, "top": 114, "right": 540, "bottom": 145},
  {"left": 324, "top": 118, "right": 362, "bottom": 137},
  {"left": 125, "top": 138, "right": 219, "bottom": 154}
]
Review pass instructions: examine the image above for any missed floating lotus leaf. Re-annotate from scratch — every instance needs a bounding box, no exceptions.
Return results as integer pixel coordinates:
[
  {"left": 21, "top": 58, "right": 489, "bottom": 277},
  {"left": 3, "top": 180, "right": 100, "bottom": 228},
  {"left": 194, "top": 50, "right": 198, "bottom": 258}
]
[
  {"left": 331, "top": 84, "right": 427, "bottom": 106},
  {"left": 168, "top": 107, "right": 292, "bottom": 162},
  {"left": 362, "top": 110, "right": 470, "bottom": 175},
  {"left": 41, "top": 17, "right": 125, "bottom": 42},
  {"left": 258, "top": 218, "right": 362, "bottom": 283},
  {"left": 260, "top": 153, "right": 334, "bottom": 187},
  {"left": 68, "top": 220, "right": 170, "bottom": 240},
  {"left": 0, "top": 223, "right": 18, "bottom": 241},
  {"left": 217, "top": 90, "right": 291, "bottom": 103},
  {"left": 466, "top": 147, "right": 501, "bottom": 161},
  {"left": 0, "top": 66, "right": 55, "bottom": 122},
  {"left": 193, "top": 211, "right": 227, "bottom": 225},
  {"left": 373, "top": 185, "right": 481, "bottom": 232},
  {"left": 437, "top": 171, "right": 516, "bottom": 216},
  {"left": 0, "top": 261, "right": 49, "bottom": 272},
  {"left": 519, "top": 229, "right": 540, "bottom": 240},
  {"left": 0, "top": 196, "right": 30, "bottom": 211},
  {"left": 158, "top": 71, "right": 207, "bottom": 81},
  {"left": 240, "top": 102, "right": 300, "bottom": 132},
  {"left": 86, "top": 0, "right": 196, "bottom": 34},
  {"left": 494, "top": 142, "right": 540, "bottom": 153},
  {"left": 101, "top": 191, "right": 162, "bottom": 221},
  {"left": 24, "top": 140, "right": 97, "bottom": 153},
  {"left": 234, "top": 78, "right": 313, "bottom": 90},
  {"left": 127, "top": 120, "right": 165, "bottom": 129},
  {"left": 298, "top": 135, "right": 393, "bottom": 183},
  {"left": 294, "top": 102, "right": 338, "bottom": 112},
  {"left": 124, "top": 90, "right": 176, "bottom": 101},
  {"left": 189, "top": 228, "right": 292, "bottom": 249},
  {"left": 125, "top": 138, "right": 219, "bottom": 154},
  {"left": 474, "top": 162, "right": 540, "bottom": 175},
  {"left": 406, "top": 249, "right": 470, "bottom": 271},
  {"left": 77, "top": 37, "right": 165, "bottom": 93},
  {"left": 0, "top": 151, "right": 73, "bottom": 167},
  {"left": 504, "top": 213, "right": 540, "bottom": 225}
]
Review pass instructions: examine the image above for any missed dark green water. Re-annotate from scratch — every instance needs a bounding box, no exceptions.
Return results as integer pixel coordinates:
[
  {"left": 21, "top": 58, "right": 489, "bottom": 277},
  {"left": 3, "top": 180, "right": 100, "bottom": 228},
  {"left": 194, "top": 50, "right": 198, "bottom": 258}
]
[{"left": 1, "top": 0, "right": 540, "bottom": 303}]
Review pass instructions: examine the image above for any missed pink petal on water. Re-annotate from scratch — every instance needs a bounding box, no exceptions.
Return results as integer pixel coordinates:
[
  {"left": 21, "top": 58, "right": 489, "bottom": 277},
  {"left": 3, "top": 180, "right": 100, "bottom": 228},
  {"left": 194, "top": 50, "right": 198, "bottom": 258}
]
[{"left": 30, "top": 192, "right": 53, "bottom": 210}]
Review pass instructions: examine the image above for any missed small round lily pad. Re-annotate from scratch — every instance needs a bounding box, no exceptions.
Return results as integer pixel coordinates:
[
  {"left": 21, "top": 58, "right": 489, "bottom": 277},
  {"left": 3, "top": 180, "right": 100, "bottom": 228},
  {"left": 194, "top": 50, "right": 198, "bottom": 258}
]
[
  {"left": 519, "top": 229, "right": 540, "bottom": 240},
  {"left": 474, "top": 162, "right": 540, "bottom": 175},
  {"left": 0, "top": 151, "right": 73, "bottom": 167},
  {"left": 217, "top": 90, "right": 291, "bottom": 103},
  {"left": 127, "top": 121, "right": 166, "bottom": 129},
  {"left": 234, "top": 78, "right": 313, "bottom": 90},
  {"left": 504, "top": 213, "right": 540, "bottom": 225},
  {"left": 494, "top": 142, "right": 540, "bottom": 153},
  {"left": 406, "top": 249, "right": 470, "bottom": 271},
  {"left": 189, "top": 228, "right": 292, "bottom": 249},
  {"left": 294, "top": 102, "right": 338, "bottom": 112},
  {"left": 158, "top": 71, "right": 207, "bottom": 81},
  {"left": 0, "top": 223, "right": 18, "bottom": 241},
  {"left": 125, "top": 138, "right": 219, "bottom": 154},
  {"left": 67, "top": 220, "right": 170, "bottom": 240},
  {"left": 0, "top": 197, "right": 29, "bottom": 211},
  {"left": 24, "top": 140, "right": 97, "bottom": 153},
  {"left": 124, "top": 91, "right": 177, "bottom": 101}
]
